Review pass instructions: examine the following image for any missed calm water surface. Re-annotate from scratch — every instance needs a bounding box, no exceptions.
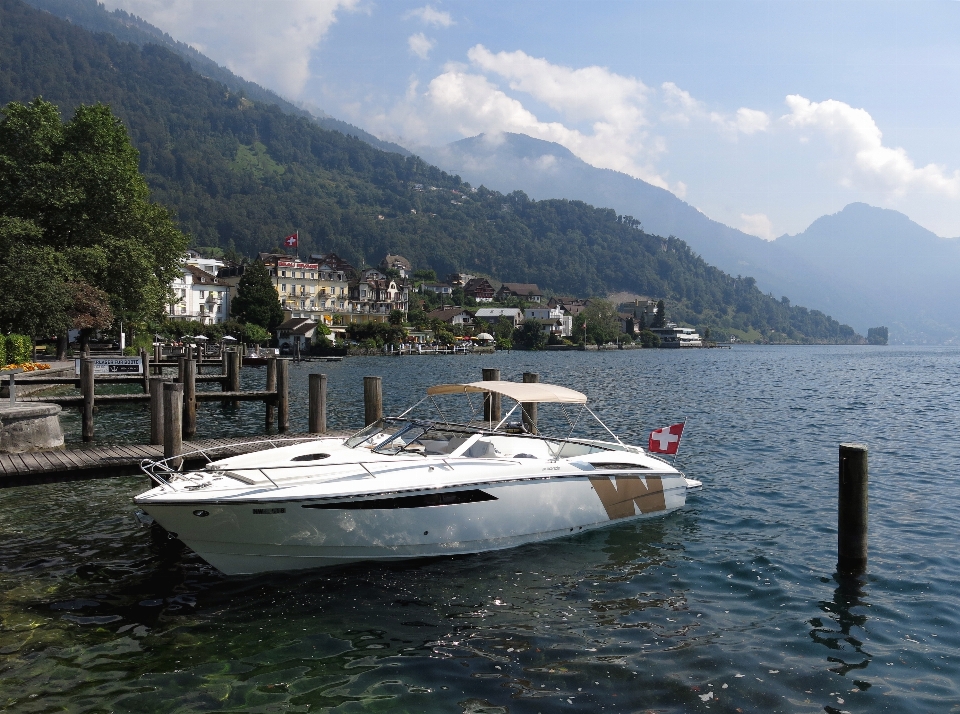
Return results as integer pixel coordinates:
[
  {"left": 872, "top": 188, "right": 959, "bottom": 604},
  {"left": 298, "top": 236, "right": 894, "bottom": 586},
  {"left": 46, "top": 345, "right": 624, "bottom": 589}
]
[{"left": 2, "top": 346, "right": 959, "bottom": 712}]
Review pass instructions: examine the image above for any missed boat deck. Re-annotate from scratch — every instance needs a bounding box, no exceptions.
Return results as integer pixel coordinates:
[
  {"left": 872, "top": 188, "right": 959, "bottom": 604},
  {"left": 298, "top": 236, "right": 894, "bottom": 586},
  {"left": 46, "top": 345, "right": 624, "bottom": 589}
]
[{"left": 0, "top": 432, "right": 350, "bottom": 488}]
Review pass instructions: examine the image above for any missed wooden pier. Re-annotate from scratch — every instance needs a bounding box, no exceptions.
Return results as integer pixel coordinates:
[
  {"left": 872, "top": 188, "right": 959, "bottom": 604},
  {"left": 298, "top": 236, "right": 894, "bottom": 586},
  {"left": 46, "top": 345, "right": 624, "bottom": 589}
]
[{"left": 0, "top": 432, "right": 350, "bottom": 488}]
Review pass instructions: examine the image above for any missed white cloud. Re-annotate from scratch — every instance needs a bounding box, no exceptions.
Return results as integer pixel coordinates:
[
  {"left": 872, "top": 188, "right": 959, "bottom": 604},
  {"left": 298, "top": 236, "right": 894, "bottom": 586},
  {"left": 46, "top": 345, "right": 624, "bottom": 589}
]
[
  {"left": 100, "top": 0, "right": 357, "bottom": 97},
  {"left": 408, "top": 32, "right": 435, "bottom": 59},
  {"left": 423, "top": 66, "right": 670, "bottom": 189},
  {"left": 784, "top": 95, "right": 960, "bottom": 199},
  {"left": 739, "top": 213, "right": 776, "bottom": 240},
  {"left": 406, "top": 5, "right": 454, "bottom": 27}
]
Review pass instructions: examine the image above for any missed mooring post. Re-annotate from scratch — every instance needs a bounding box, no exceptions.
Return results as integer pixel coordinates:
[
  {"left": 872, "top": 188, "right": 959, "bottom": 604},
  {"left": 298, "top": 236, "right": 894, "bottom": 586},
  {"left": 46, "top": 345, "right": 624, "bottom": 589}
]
[
  {"left": 227, "top": 349, "right": 241, "bottom": 408},
  {"left": 140, "top": 349, "right": 150, "bottom": 393},
  {"left": 482, "top": 368, "right": 501, "bottom": 424},
  {"left": 522, "top": 372, "right": 539, "bottom": 433},
  {"left": 838, "top": 443, "right": 869, "bottom": 574},
  {"left": 149, "top": 376, "right": 165, "bottom": 445},
  {"left": 81, "top": 358, "right": 95, "bottom": 442},
  {"left": 153, "top": 343, "right": 161, "bottom": 365},
  {"left": 163, "top": 382, "right": 184, "bottom": 469},
  {"left": 276, "top": 358, "right": 290, "bottom": 432},
  {"left": 183, "top": 359, "right": 197, "bottom": 438},
  {"left": 309, "top": 373, "right": 327, "bottom": 434},
  {"left": 265, "top": 357, "right": 277, "bottom": 428},
  {"left": 364, "top": 376, "right": 383, "bottom": 426},
  {"left": 177, "top": 356, "right": 185, "bottom": 384}
]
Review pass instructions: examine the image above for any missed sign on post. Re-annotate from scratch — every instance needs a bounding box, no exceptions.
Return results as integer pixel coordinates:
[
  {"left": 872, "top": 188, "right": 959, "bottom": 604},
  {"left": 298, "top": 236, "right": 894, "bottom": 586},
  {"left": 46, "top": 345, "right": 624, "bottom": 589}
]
[{"left": 74, "top": 358, "right": 144, "bottom": 375}]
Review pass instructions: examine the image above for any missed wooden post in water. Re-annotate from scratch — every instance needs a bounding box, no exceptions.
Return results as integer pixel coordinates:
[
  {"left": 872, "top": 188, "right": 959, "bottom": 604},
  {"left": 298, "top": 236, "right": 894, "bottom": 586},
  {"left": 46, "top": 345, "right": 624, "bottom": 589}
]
[
  {"left": 81, "top": 358, "right": 95, "bottom": 442},
  {"left": 140, "top": 350, "right": 150, "bottom": 393},
  {"left": 163, "top": 382, "right": 184, "bottom": 469},
  {"left": 153, "top": 343, "right": 161, "bottom": 365},
  {"left": 276, "top": 359, "right": 290, "bottom": 432},
  {"left": 227, "top": 350, "right": 241, "bottom": 408},
  {"left": 177, "top": 356, "right": 185, "bottom": 384},
  {"left": 182, "top": 359, "right": 197, "bottom": 438},
  {"left": 309, "top": 373, "right": 327, "bottom": 434},
  {"left": 838, "top": 443, "right": 869, "bottom": 574},
  {"left": 364, "top": 376, "right": 383, "bottom": 426},
  {"left": 265, "top": 357, "right": 277, "bottom": 428},
  {"left": 482, "top": 368, "right": 501, "bottom": 425},
  {"left": 522, "top": 372, "right": 539, "bottom": 433},
  {"left": 149, "top": 377, "right": 165, "bottom": 445}
]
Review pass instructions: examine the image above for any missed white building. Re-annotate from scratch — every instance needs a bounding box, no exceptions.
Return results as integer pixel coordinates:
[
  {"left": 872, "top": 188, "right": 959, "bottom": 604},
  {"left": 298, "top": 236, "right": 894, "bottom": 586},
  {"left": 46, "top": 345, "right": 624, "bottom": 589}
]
[
  {"left": 524, "top": 306, "right": 572, "bottom": 336},
  {"left": 167, "top": 254, "right": 230, "bottom": 324},
  {"left": 475, "top": 307, "right": 524, "bottom": 328}
]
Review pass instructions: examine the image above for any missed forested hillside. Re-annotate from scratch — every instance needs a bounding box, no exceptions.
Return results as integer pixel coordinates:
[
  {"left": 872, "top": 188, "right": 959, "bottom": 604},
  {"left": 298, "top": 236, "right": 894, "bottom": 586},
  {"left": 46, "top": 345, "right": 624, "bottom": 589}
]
[{"left": 0, "top": 0, "right": 861, "bottom": 343}]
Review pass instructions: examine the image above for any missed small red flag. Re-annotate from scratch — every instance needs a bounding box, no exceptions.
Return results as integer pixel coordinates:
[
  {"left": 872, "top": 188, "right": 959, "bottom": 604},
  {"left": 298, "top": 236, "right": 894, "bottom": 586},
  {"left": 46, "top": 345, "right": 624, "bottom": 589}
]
[
  {"left": 283, "top": 233, "right": 298, "bottom": 248},
  {"left": 648, "top": 422, "right": 684, "bottom": 454}
]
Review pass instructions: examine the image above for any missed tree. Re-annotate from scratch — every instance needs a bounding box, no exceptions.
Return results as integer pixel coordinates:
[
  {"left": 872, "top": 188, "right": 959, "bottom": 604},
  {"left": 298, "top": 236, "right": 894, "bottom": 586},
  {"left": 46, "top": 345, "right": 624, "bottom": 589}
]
[
  {"left": 652, "top": 299, "right": 667, "bottom": 328},
  {"left": 0, "top": 98, "right": 187, "bottom": 342},
  {"left": 243, "top": 324, "right": 270, "bottom": 344},
  {"left": 231, "top": 260, "right": 283, "bottom": 331},
  {"left": 516, "top": 319, "right": 548, "bottom": 350},
  {"left": 573, "top": 299, "right": 620, "bottom": 346},
  {"left": 388, "top": 309, "right": 405, "bottom": 326},
  {"left": 413, "top": 268, "right": 437, "bottom": 283}
]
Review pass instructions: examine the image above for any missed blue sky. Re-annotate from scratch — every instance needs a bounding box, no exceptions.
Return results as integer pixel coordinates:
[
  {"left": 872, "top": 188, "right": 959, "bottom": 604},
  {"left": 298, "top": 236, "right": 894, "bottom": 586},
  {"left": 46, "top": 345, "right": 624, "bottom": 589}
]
[{"left": 104, "top": 1, "right": 960, "bottom": 239}]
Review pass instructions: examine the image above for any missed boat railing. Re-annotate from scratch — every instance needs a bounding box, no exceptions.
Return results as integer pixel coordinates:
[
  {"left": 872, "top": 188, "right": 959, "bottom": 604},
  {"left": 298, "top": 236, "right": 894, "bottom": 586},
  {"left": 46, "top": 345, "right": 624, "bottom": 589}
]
[{"left": 140, "top": 436, "right": 326, "bottom": 484}]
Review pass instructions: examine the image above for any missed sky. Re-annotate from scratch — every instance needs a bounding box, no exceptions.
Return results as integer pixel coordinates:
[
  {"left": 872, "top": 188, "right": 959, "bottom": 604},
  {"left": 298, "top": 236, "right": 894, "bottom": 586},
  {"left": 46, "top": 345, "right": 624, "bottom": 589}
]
[{"left": 101, "top": 0, "right": 960, "bottom": 240}]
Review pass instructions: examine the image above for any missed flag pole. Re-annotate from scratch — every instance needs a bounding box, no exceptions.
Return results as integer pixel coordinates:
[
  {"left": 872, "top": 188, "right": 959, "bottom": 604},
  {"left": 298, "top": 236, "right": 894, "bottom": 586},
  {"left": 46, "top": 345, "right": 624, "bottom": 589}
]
[{"left": 672, "top": 417, "right": 688, "bottom": 465}]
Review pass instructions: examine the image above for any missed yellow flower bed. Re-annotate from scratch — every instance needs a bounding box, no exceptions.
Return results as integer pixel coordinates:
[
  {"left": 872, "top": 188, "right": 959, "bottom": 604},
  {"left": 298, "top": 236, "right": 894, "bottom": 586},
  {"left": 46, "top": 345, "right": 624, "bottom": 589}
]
[{"left": 1, "top": 362, "right": 51, "bottom": 372}]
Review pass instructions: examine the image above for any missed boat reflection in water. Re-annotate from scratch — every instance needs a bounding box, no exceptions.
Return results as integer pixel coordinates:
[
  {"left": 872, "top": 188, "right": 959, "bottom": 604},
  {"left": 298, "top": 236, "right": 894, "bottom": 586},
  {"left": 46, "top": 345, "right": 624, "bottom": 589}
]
[{"left": 134, "top": 381, "right": 702, "bottom": 575}]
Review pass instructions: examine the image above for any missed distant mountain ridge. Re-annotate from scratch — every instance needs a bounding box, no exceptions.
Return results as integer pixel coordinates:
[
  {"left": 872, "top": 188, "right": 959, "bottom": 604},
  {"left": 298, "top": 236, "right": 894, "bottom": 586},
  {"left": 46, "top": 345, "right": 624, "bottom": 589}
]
[
  {"left": 414, "top": 133, "right": 960, "bottom": 343},
  {"left": 21, "top": 0, "right": 412, "bottom": 157}
]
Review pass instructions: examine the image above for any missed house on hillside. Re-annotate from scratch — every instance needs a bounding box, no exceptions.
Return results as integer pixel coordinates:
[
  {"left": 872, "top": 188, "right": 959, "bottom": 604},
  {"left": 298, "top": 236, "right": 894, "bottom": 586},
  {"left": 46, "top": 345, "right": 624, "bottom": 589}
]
[
  {"left": 525, "top": 306, "right": 572, "bottom": 336},
  {"left": 497, "top": 282, "right": 542, "bottom": 303},
  {"left": 464, "top": 277, "right": 495, "bottom": 302},
  {"left": 447, "top": 273, "right": 475, "bottom": 287},
  {"left": 475, "top": 307, "right": 524, "bottom": 328},
  {"left": 421, "top": 282, "right": 453, "bottom": 298},
  {"left": 427, "top": 307, "right": 473, "bottom": 326},
  {"left": 379, "top": 254, "right": 413, "bottom": 278}
]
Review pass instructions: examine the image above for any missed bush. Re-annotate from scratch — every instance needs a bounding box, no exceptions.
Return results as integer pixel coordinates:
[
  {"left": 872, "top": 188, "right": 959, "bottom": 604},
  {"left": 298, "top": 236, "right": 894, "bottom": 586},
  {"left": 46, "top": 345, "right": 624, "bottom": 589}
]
[
  {"left": 638, "top": 330, "right": 661, "bottom": 348},
  {"left": 0, "top": 338, "right": 5, "bottom": 366},
  {"left": 5, "top": 334, "right": 32, "bottom": 364}
]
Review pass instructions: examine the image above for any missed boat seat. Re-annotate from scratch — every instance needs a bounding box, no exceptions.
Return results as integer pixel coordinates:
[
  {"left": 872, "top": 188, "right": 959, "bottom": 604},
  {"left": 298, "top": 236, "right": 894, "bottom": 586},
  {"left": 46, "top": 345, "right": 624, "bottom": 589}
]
[{"left": 465, "top": 440, "right": 500, "bottom": 458}]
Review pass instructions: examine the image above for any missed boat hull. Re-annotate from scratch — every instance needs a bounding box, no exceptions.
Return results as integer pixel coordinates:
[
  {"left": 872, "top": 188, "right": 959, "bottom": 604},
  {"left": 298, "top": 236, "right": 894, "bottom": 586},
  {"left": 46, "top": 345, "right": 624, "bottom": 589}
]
[{"left": 141, "top": 474, "right": 687, "bottom": 574}]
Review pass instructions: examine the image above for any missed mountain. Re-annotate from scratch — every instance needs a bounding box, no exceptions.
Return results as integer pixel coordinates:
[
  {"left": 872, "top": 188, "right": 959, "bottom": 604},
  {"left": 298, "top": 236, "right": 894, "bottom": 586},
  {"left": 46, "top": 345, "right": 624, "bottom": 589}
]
[
  {"left": 0, "top": 0, "right": 862, "bottom": 344},
  {"left": 20, "top": 0, "right": 411, "bottom": 157},
  {"left": 415, "top": 133, "right": 960, "bottom": 342},
  {"left": 775, "top": 203, "right": 960, "bottom": 343}
]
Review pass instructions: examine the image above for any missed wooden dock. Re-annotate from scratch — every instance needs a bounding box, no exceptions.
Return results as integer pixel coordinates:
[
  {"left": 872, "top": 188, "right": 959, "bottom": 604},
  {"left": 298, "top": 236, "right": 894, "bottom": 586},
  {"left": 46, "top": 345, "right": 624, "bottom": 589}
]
[{"left": 0, "top": 433, "right": 349, "bottom": 488}]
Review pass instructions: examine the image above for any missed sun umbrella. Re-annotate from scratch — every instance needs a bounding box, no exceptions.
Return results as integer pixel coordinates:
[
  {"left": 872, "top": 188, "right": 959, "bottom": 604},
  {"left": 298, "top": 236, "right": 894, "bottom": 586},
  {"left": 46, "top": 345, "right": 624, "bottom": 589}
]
[
  {"left": 222, "top": 335, "right": 238, "bottom": 341},
  {"left": 476, "top": 332, "right": 494, "bottom": 341},
  {"left": 193, "top": 335, "right": 209, "bottom": 341}
]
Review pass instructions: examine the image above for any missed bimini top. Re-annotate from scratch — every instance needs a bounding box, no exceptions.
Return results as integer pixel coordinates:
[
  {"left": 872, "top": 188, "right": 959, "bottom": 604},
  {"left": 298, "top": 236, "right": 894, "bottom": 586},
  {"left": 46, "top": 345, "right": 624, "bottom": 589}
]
[{"left": 427, "top": 380, "right": 587, "bottom": 404}]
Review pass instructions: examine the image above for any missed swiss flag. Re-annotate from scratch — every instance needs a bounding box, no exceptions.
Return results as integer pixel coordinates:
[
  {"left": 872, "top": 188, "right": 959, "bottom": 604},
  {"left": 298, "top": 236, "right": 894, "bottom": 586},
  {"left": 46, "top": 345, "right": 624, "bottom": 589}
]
[
  {"left": 648, "top": 422, "right": 684, "bottom": 454},
  {"left": 283, "top": 233, "right": 298, "bottom": 248}
]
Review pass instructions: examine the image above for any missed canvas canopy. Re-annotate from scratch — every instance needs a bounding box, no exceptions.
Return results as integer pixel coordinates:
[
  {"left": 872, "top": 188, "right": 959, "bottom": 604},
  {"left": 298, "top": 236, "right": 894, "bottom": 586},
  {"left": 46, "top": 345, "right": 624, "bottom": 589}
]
[{"left": 427, "top": 380, "right": 587, "bottom": 404}]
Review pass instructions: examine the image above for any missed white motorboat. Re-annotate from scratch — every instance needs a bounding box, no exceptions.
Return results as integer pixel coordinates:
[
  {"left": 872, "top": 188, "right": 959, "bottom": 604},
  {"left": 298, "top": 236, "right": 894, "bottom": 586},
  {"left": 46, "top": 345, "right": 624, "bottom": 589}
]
[{"left": 134, "top": 381, "right": 702, "bottom": 575}]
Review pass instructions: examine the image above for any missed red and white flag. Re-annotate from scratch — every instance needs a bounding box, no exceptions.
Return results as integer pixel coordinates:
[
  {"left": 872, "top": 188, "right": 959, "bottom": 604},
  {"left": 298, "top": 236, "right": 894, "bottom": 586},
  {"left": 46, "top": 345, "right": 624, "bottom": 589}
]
[
  {"left": 283, "top": 232, "right": 298, "bottom": 248},
  {"left": 648, "top": 422, "right": 684, "bottom": 455}
]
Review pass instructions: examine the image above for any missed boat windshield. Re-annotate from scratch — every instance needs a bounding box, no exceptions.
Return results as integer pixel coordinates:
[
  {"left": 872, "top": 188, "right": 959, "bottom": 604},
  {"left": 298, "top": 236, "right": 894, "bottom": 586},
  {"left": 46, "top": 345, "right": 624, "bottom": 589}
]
[{"left": 345, "top": 419, "right": 482, "bottom": 456}]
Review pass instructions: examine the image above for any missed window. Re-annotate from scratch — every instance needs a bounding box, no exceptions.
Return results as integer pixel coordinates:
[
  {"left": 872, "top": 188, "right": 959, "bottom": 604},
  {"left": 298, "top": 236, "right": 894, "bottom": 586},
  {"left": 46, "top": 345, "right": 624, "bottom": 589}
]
[
  {"left": 281, "top": 270, "right": 287, "bottom": 277},
  {"left": 300, "top": 300, "right": 306, "bottom": 309},
  {"left": 310, "top": 272, "right": 315, "bottom": 279},
  {"left": 199, "top": 290, "right": 205, "bottom": 298},
  {"left": 281, "top": 283, "right": 287, "bottom": 292}
]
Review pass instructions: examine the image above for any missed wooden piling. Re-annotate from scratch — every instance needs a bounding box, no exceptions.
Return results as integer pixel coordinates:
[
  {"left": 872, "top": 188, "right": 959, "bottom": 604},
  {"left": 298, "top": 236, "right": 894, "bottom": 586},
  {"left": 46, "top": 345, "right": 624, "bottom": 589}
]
[
  {"left": 153, "top": 344, "right": 161, "bottom": 364},
  {"left": 276, "top": 359, "right": 290, "bottom": 432},
  {"left": 364, "top": 376, "right": 383, "bottom": 426},
  {"left": 838, "top": 443, "right": 869, "bottom": 574},
  {"left": 182, "top": 359, "right": 197, "bottom": 438},
  {"left": 482, "top": 368, "right": 501, "bottom": 424},
  {"left": 149, "top": 377, "right": 165, "bottom": 445},
  {"left": 522, "top": 372, "right": 539, "bottom": 433},
  {"left": 140, "top": 350, "right": 150, "bottom": 393},
  {"left": 81, "top": 358, "right": 95, "bottom": 442},
  {"left": 309, "top": 373, "right": 327, "bottom": 434},
  {"left": 163, "top": 382, "right": 184, "bottom": 469},
  {"left": 177, "top": 356, "right": 185, "bottom": 384},
  {"left": 265, "top": 357, "right": 277, "bottom": 428}
]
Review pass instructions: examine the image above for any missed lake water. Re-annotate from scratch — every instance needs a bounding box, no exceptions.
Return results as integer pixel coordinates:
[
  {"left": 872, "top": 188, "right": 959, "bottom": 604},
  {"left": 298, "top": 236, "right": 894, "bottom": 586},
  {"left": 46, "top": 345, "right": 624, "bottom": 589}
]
[{"left": 2, "top": 346, "right": 959, "bottom": 713}]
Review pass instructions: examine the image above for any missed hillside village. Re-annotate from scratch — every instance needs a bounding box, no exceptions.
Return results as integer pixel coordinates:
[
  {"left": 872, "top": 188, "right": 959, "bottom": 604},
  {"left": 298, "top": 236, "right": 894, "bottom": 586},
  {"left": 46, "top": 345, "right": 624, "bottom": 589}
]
[{"left": 168, "top": 249, "right": 676, "bottom": 351}]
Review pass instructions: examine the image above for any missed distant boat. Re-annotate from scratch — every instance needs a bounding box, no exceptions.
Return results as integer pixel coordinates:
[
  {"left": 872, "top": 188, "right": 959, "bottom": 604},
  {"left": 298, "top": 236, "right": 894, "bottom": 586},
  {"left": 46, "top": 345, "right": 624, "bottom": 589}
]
[
  {"left": 650, "top": 323, "right": 703, "bottom": 348},
  {"left": 134, "top": 380, "right": 701, "bottom": 575}
]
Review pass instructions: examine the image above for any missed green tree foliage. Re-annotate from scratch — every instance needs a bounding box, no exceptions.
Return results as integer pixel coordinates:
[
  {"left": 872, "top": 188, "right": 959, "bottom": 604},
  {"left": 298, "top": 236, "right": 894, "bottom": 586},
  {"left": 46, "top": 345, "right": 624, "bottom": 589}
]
[
  {"left": 4, "top": 334, "right": 32, "bottom": 364},
  {"left": 492, "top": 316, "right": 515, "bottom": 350},
  {"left": 652, "top": 300, "right": 667, "bottom": 328},
  {"left": 0, "top": 2, "right": 863, "bottom": 344},
  {"left": 345, "top": 322, "right": 406, "bottom": 347},
  {"left": 0, "top": 95, "right": 186, "bottom": 339},
  {"left": 638, "top": 330, "right": 661, "bottom": 348},
  {"left": 867, "top": 326, "right": 888, "bottom": 345},
  {"left": 515, "top": 319, "right": 548, "bottom": 350},
  {"left": 230, "top": 260, "right": 283, "bottom": 331},
  {"left": 244, "top": 324, "right": 270, "bottom": 344},
  {"left": 572, "top": 299, "right": 620, "bottom": 346},
  {"left": 388, "top": 309, "right": 405, "bottom": 326}
]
